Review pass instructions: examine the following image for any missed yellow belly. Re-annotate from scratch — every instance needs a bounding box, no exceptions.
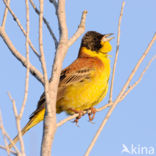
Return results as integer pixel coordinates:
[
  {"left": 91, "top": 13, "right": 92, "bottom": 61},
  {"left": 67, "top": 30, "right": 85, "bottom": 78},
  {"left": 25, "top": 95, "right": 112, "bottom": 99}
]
[{"left": 56, "top": 70, "right": 109, "bottom": 114}]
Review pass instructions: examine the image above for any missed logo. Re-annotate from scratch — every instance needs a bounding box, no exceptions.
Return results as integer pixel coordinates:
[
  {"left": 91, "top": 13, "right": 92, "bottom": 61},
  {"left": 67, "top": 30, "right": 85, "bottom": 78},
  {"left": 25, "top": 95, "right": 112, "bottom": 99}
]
[{"left": 121, "top": 144, "right": 155, "bottom": 155}]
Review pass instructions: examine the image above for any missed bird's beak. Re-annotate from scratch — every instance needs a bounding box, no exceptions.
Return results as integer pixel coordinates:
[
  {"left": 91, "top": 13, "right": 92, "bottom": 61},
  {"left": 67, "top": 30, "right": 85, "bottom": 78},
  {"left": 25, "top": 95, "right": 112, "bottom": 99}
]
[{"left": 102, "top": 33, "right": 114, "bottom": 42}]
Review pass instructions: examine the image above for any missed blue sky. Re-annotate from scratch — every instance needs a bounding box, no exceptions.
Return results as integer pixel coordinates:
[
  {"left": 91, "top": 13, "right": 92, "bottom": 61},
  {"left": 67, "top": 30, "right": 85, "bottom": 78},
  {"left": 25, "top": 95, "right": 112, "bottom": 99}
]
[{"left": 0, "top": 0, "right": 156, "bottom": 156}]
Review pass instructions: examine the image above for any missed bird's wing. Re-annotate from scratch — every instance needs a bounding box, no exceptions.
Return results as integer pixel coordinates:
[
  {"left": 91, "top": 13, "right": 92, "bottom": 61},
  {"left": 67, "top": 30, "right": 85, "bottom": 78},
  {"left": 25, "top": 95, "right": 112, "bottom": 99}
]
[
  {"left": 30, "top": 57, "right": 96, "bottom": 119},
  {"left": 57, "top": 58, "right": 96, "bottom": 100},
  {"left": 59, "top": 58, "right": 95, "bottom": 86}
]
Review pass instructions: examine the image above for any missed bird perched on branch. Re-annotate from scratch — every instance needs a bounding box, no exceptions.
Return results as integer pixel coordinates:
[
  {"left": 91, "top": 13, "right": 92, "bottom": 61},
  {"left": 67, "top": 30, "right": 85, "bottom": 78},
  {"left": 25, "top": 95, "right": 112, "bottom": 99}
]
[{"left": 9, "top": 31, "right": 114, "bottom": 148}]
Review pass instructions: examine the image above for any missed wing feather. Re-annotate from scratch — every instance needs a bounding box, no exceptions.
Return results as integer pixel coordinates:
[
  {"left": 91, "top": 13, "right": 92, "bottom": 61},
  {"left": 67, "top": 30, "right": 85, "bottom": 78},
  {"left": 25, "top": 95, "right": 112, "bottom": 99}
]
[{"left": 59, "top": 58, "right": 95, "bottom": 86}]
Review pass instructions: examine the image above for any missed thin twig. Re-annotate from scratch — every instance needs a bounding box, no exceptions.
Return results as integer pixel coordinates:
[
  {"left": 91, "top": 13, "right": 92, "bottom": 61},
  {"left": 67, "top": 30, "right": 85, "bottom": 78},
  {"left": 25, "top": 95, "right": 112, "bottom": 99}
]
[
  {"left": 109, "top": 1, "right": 125, "bottom": 103},
  {"left": 2, "top": 0, "right": 40, "bottom": 58},
  {"left": 57, "top": 0, "right": 68, "bottom": 39},
  {"left": 120, "top": 55, "right": 156, "bottom": 101},
  {"left": 0, "top": 111, "right": 10, "bottom": 155},
  {"left": 0, "top": 27, "right": 44, "bottom": 84},
  {"left": 67, "top": 10, "right": 88, "bottom": 47},
  {"left": 39, "top": 0, "right": 50, "bottom": 107},
  {"left": 0, "top": 145, "right": 17, "bottom": 155},
  {"left": 19, "top": 0, "right": 30, "bottom": 119},
  {"left": 117, "top": 33, "right": 156, "bottom": 100},
  {"left": 0, "top": 111, "right": 20, "bottom": 154},
  {"left": 1, "top": 0, "right": 11, "bottom": 28},
  {"left": 8, "top": 93, "right": 25, "bottom": 156},
  {"left": 29, "top": 0, "right": 58, "bottom": 49}
]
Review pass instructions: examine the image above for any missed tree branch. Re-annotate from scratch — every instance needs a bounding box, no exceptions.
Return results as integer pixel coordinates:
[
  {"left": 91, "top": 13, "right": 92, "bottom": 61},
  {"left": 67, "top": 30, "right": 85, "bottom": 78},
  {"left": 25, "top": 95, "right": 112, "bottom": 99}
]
[
  {"left": 0, "top": 145, "right": 17, "bottom": 155},
  {"left": 0, "top": 27, "right": 44, "bottom": 84},
  {"left": 117, "top": 32, "right": 156, "bottom": 100},
  {"left": 120, "top": 54, "right": 156, "bottom": 101},
  {"left": 109, "top": 1, "right": 125, "bottom": 103},
  {"left": 29, "top": 0, "right": 58, "bottom": 49},
  {"left": 19, "top": 0, "right": 30, "bottom": 120},
  {"left": 0, "top": 111, "right": 10, "bottom": 155},
  {"left": 8, "top": 93, "right": 26, "bottom": 156},
  {"left": 2, "top": 0, "right": 40, "bottom": 58},
  {"left": 67, "top": 10, "right": 88, "bottom": 47},
  {"left": 57, "top": 0, "right": 68, "bottom": 39},
  {"left": 1, "top": 0, "right": 11, "bottom": 28},
  {"left": 0, "top": 110, "right": 20, "bottom": 155},
  {"left": 39, "top": 0, "right": 56, "bottom": 155}
]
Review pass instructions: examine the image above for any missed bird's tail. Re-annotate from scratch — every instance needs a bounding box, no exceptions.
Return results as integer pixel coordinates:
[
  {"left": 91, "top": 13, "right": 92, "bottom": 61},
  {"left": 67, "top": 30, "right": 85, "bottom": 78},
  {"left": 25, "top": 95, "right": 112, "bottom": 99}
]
[{"left": 8, "top": 108, "right": 45, "bottom": 149}]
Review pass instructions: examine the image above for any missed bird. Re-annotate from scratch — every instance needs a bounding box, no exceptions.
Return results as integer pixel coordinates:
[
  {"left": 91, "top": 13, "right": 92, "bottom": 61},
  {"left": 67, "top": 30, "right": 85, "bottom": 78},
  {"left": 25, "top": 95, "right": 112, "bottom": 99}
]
[{"left": 9, "top": 31, "right": 114, "bottom": 148}]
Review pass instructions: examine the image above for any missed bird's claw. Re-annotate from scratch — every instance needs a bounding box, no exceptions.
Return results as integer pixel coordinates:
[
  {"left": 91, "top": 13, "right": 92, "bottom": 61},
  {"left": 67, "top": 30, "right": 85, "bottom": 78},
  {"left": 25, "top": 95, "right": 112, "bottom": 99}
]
[{"left": 88, "top": 107, "right": 96, "bottom": 122}]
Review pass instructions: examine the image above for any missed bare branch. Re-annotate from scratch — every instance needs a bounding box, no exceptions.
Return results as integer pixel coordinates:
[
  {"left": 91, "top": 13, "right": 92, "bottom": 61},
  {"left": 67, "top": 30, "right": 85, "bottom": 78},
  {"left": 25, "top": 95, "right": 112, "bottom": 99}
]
[
  {"left": 0, "top": 27, "right": 44, "bottom": 84},
  {"left": 57, "top": 103, "right": 112, "bottom": 127},
  {"left": 0, "top": 111, "right": 10, "bottom": 155},
  {"left": 67, "top": 10, "right": 88, "bottom": 47},
  {"left": 120, "top": 55, "right": 156, "bottom": 101},
  {"left": 0, "top": 111, "right": 20, "bottom": 154},
  {"left": 1, "top": 0, "right": 11, "bottom": 28},
  {"left": 8, "top": 93, "right": 18, "bottom": 117},
  {"left": 19, "top": 0, "right": 30, "bottom": 120},
  {"left": 29, "top": 0, "right": 58, "bottom": 49},
  {"left": 0, "top": 145, "right": 17, "bottom": 155},
  {"left": 39, "top": 0, "right": 50, "bottom": 107},
  {"left": 117, "top": 33, "right": 156, "bottom": 100},
  {"left": 109, "top": 1, "right": 125, "bottom": 103},
  {"left": 39, "top": 0, "right": 56, "bottom": 155},
  {"left": 57, "top": 0, "right": 68, "bottom": 39},
  {"left": 2, "top": 0, "right": 40, "bottom": 58},
  {"left": 8, "top": 93, "right": 25, "bottom": 155}
]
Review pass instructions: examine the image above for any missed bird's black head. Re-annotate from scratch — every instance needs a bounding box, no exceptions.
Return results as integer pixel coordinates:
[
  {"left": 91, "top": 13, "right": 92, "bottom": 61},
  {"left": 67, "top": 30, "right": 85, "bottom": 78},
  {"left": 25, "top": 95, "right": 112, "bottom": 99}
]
[{"left": 81, "top": 31, "right": 103, "bottom": 51}]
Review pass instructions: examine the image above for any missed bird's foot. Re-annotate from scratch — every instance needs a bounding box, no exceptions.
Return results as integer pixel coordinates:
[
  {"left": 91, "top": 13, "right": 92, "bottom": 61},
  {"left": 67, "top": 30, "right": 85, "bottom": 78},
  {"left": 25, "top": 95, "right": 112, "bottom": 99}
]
[
  {"left": 88, "top": 107, "right": 96, "bottom": 122},
  {"left": 74, "top": 110, "right": 84, "bottom": 126},
  {"left": 69, "top": 109, "right": 84, "bottom": 126}
]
